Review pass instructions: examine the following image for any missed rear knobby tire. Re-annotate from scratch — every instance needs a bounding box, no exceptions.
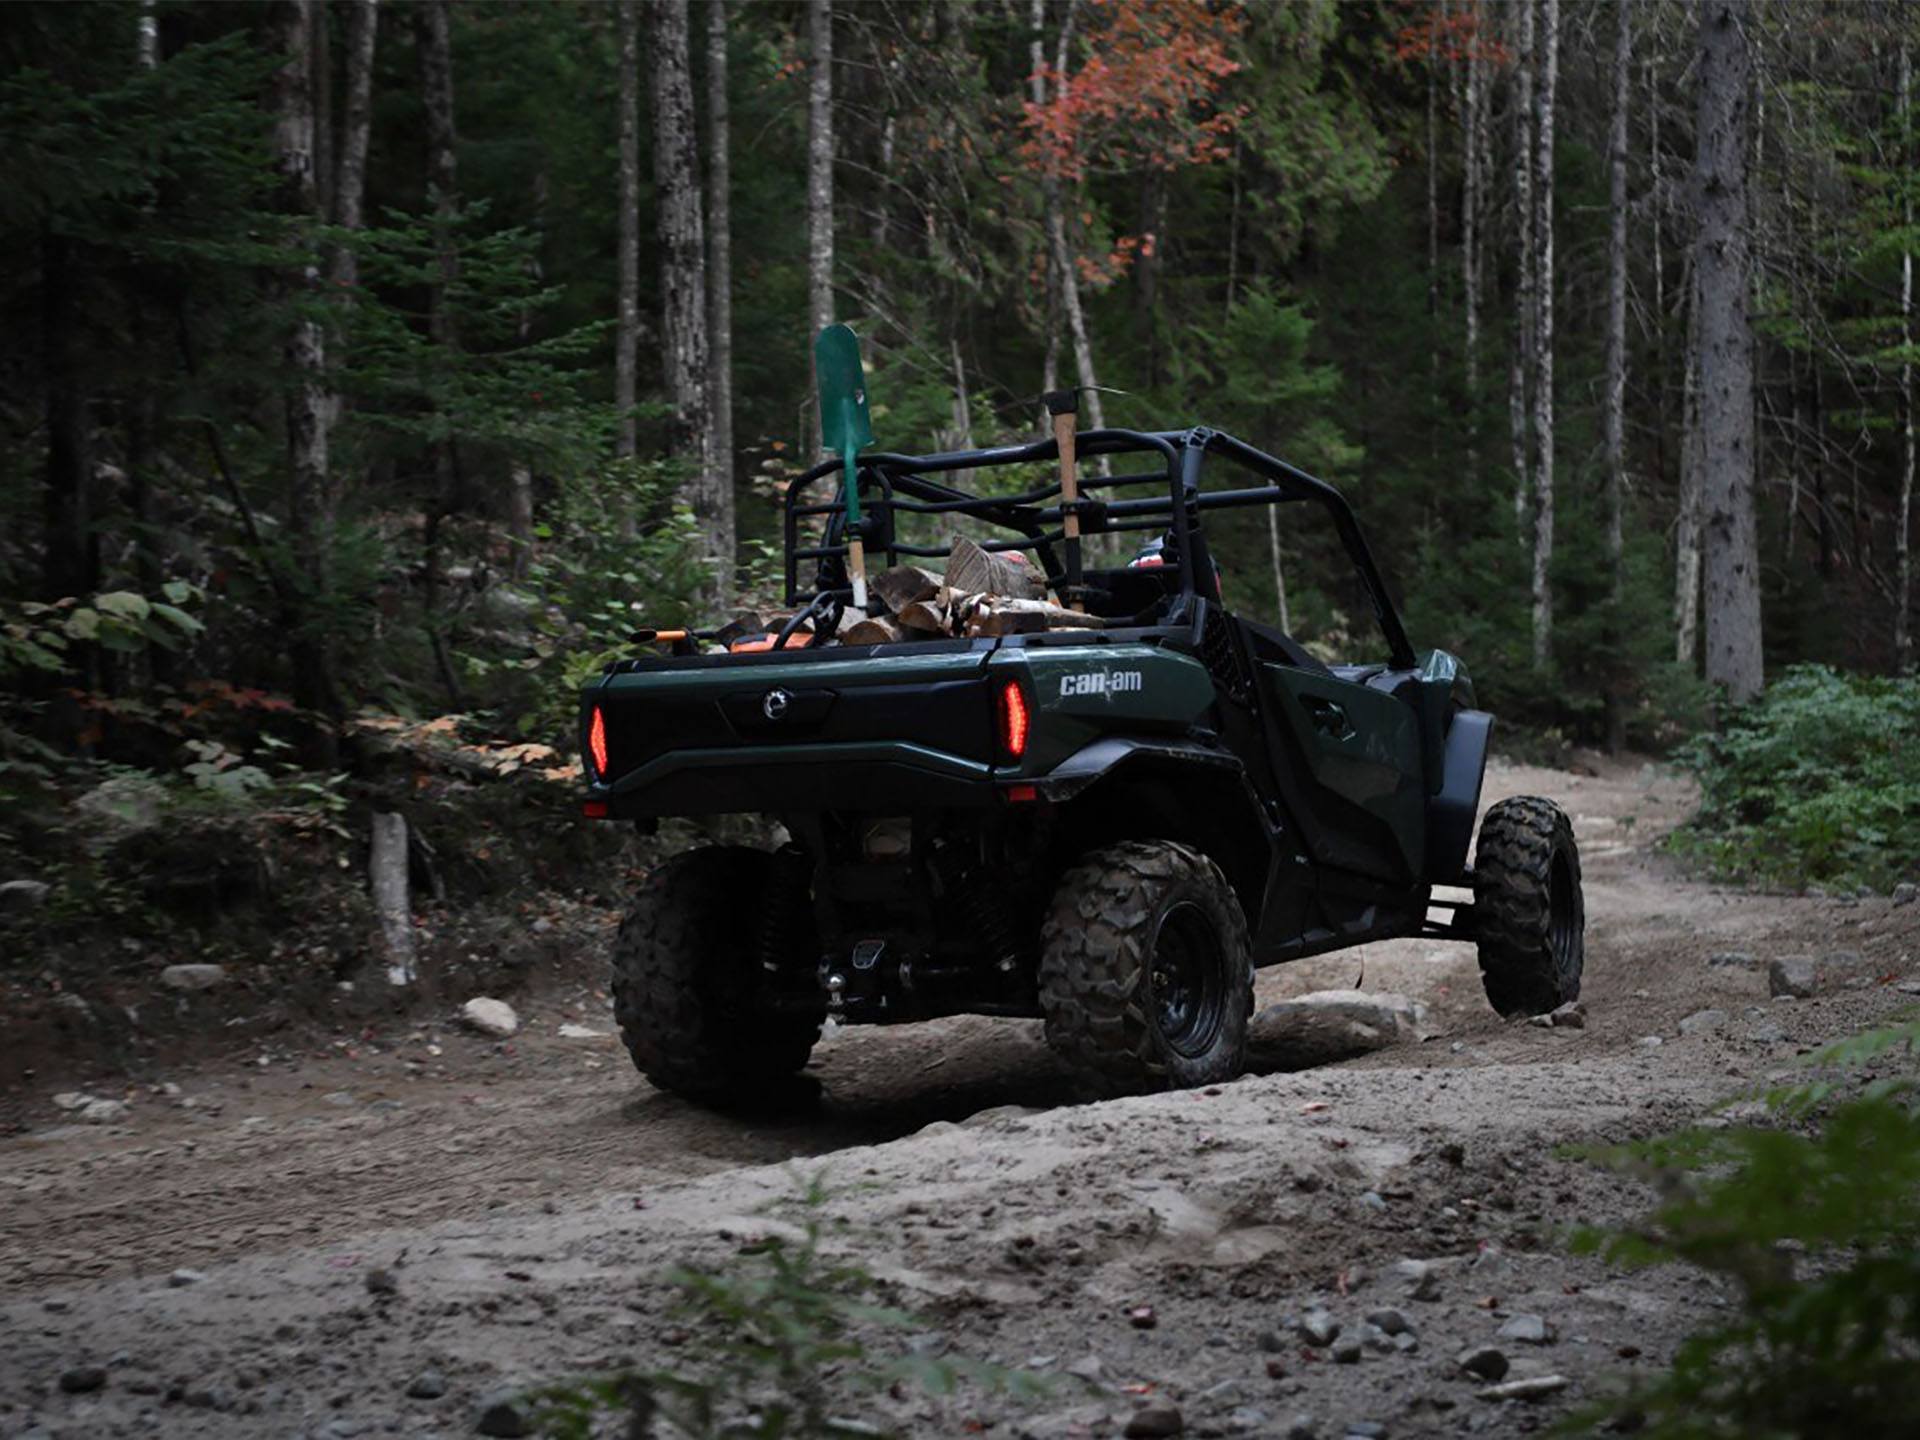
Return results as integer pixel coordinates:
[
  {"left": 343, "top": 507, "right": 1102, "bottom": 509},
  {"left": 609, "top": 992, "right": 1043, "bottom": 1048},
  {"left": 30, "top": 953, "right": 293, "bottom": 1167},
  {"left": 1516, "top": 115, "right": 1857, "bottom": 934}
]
[
  {"left": 1473, "top": 796, "right": 1584, "bottom": 1016},
  {"left": 611, "top": 846, "right": 822, "bottom": 1100},
  {"left": 1039, "top": 840, "right": 1253, "bottom": 1098}
]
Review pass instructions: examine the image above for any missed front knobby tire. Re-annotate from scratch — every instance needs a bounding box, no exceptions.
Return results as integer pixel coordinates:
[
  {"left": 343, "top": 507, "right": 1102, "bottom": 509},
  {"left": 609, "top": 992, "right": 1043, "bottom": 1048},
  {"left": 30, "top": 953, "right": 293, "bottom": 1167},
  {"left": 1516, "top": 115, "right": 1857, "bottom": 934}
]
[
  {"left": 1472, "top": 796, "right": 1585, "bottom": 1017},
  {"left": 611, "top": 845, "right": 822, "bottom": 1101},
  {"left": 1039, "top": 840, "right": 1253, "bottom": 1098}
]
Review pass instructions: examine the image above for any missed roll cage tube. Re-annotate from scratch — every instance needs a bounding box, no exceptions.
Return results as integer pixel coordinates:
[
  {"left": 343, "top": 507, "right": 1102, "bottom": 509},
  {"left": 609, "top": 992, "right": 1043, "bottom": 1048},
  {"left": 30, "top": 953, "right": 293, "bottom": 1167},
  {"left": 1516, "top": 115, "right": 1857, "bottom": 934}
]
[{"left": 781, "top": 426, "right": 1417, "bottom": 672}]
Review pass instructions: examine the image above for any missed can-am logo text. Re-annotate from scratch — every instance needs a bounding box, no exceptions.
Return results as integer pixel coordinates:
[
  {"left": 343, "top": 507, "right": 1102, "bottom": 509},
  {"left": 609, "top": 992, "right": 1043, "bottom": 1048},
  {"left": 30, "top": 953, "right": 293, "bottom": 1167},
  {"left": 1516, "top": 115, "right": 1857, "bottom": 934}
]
[{"left": 1059, "top": 671, "right": 1144, "bottom": 699}]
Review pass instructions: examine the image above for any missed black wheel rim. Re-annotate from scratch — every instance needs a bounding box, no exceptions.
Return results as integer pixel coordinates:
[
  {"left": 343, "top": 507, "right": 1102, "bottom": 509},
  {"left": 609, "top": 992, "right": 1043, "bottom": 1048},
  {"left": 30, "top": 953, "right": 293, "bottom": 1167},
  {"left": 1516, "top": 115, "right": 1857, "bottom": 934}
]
[
  {"left": 1149, "top": 902, "right": 1227, "bottom": 1059},
  {"left": 1548, "top": 847, "right": 1579, "bottom": 985}
]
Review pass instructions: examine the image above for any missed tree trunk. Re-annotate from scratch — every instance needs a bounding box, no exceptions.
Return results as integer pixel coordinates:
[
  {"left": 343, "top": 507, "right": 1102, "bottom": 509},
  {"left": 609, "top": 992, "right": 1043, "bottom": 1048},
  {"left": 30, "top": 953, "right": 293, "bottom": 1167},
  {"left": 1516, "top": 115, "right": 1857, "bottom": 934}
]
[
  {"left": 310, "top": 0, "right": 332, "bottom": 225},
  {"left": 41, "top": 230, "right": 95, "bottom": 604},
  {"left": 1047, "top": 11, "right": 1106, "bottom": 452},
  {"left": 417, "top": 0, "right": 457, "bottom": 347},
  {"left": 370, "top": 811, "right": 415, "bottom": 987},
  {"left": 1267, "top": 503, "right": 1291, "bottom": 634},
  {"left": 330, "top": 0, "right": 378, "bottom": 292},
  {"left": 1462, "top": 18, "right": 1484, "bottom": 476},
  {"left": 1426, "top": 17, "right": 1440, "bottom": 445},
  {"left": 807, "top": 0, "right": 835, "bottom": 342},
  {"left": 1529, "top": 0, "right": 1559, "bottom": 670},
  {"left": 137, "top": 0, "right": 158, "bottom": 67},
  {"left": 647, "top": 0, "right": 724, "bottom": 574},
  {"left": 413, "top": 0, "right": 464, "bottom": 705},
  {"left": 1137, "top": 166, "right": 1167, "bottom": 387},
  {"left": 616, "top": 1, "right": 640, "bottom": 463},
  {"left": 1676, "top": 268, "right": 1702, "bottom": 666},
  {"left": 1029, "top": 0, "right": 1059, "bottom": 395},
  {"left": 1693, "top": 0, "right": 1763, "bottom": 703},
  {"left": 706, "top": 0, "right": 735, "bottom": 506},
  {"left": 270, "top": 0, "right": 339, "bottom": 715},
  {"left": 1507, "top": 0, "right": 1535, "bottom": 535},
  {"left": 1899, "top": 34, "right": 1914, "bottom": 671},
  {"left": 1602, "top": 0, "right": 1631, "bottom": 749}
]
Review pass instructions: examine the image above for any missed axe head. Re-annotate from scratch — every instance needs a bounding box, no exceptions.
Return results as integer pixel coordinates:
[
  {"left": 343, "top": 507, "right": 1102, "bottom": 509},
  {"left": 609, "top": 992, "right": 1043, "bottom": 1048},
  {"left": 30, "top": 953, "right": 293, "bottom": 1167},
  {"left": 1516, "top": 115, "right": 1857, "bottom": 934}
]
[{"left": 1040, "top": 384, "right": 1127, "bottom": 419}]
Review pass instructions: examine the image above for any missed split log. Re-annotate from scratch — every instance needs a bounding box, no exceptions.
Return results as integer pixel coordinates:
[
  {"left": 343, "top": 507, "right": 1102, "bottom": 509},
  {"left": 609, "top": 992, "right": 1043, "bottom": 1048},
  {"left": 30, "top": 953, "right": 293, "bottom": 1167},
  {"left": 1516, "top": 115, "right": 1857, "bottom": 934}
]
[
  {"left": 963, "top": 597, "right": 1109, "bottom": 637},
  {"left": 944, "top": 536, "right": 1045, "bottom": 600},
  {"left": 840, "top": 615, "right": 905, "bottom": 645},
  {"left": 872, "top": 564, "right": 942, "bottom": 613},
  {"left": 896, "top": 598, "right": 950, "bottom": 633},
  {"left": 370, "top": 811, "right": 415, "bottom": 987}
]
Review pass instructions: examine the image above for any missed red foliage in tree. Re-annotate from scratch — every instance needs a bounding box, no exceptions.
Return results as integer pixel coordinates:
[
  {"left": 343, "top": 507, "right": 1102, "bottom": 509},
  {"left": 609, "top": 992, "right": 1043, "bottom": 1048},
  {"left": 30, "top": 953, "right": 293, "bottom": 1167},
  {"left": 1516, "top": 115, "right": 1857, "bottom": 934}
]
[
  {"left": 1020, "top": 0, "right": 1246, "bottom": 184},
  {"left": 1392, "top": 0, "right": 1510, "bottom": 68}
]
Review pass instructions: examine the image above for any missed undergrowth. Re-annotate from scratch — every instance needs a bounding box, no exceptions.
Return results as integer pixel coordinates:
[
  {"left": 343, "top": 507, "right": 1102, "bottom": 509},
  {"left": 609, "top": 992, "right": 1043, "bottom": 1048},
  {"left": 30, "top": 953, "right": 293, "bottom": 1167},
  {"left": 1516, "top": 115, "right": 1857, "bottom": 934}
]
[
  {"left": 536, "top": 1172, "right": 1050, "bottom": 1438},
  {"left": 1567, "top": 1018, "right": 1920, "bottom": 1436},
  {"left": 1667, "top": 665, "right": 1920, "bottom": 891}
]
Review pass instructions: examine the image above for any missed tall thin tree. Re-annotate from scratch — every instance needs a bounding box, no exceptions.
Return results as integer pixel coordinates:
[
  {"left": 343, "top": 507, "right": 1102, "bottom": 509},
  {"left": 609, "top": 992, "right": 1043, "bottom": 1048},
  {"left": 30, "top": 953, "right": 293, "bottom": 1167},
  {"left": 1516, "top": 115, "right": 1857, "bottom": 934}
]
[
  {"left": 269, "top": 0, "right": 338, "bottom": 713},
  {"left": 647, "top": 0, "right": 725, "bottom": 574},
  {"left": 330, "top": 0, "right": 379, "bottom": 293},
  {"left": 1603, "top": 0, "right": 1632, "bottom": 747},
  {"left": 1693, "top": 0, "right": 1763, "bottom": 702},
  {"left": 1507, "top": 0, "right": 1535, "bottom": 533},
  {"left": 1529, "top": 0, "right": 1560, "bottom": 670},
  {"left": 615, "top": 2, "right": 640, "bottom": 465},
  {"left": 706, "top": 1, "right": 734, "bottom": 504},
  {"left": 1898, "top": 32, "right": 1914, "bottom": 671},
  {"left": 807, "top": 0, "right": 835, "bottom": 345}
]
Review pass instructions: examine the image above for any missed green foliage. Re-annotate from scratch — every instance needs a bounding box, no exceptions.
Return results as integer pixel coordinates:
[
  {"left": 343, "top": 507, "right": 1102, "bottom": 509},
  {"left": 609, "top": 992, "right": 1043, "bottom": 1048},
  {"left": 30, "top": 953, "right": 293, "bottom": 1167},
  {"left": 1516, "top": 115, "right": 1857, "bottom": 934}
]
[
  {"left": 1567, "top": 1020, "right": 1920, "bottom": 1438},
  {"left": 535, "top": 1173, "right": 1048, "bottom": 1439},
  {"left": 1668, "top": 666, "right": 1920, "bottom": 890}
]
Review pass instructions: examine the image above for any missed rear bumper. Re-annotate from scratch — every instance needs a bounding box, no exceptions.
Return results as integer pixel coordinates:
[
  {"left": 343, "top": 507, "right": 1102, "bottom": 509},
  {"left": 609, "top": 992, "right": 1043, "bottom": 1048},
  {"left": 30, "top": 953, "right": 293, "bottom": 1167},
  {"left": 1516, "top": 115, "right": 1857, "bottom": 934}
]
[{"left": 591, "top": 740, "right": 999, "bottom": 817}]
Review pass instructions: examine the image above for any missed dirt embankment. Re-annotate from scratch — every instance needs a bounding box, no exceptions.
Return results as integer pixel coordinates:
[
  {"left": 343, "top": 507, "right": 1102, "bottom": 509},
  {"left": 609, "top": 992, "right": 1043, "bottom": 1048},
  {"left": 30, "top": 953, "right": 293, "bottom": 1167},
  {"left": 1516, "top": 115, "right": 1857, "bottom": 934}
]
[{"left": 2, "top": 755, "right": 1918, "bottom": 1439}]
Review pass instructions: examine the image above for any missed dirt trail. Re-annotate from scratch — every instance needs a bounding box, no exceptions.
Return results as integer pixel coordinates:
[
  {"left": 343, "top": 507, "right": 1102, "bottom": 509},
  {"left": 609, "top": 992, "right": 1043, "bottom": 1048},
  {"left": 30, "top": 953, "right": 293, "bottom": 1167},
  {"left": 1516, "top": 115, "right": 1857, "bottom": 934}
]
[{"left": 3, "top": 755, "right": 1918, "bottom": 1439}]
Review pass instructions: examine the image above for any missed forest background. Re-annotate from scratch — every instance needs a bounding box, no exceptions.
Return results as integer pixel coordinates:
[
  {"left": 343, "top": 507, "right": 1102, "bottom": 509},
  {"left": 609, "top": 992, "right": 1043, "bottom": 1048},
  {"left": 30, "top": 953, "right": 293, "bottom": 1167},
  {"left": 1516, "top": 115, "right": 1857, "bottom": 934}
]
[{"left": 2, "top": 0, "right": 1917, "bottom": 868}]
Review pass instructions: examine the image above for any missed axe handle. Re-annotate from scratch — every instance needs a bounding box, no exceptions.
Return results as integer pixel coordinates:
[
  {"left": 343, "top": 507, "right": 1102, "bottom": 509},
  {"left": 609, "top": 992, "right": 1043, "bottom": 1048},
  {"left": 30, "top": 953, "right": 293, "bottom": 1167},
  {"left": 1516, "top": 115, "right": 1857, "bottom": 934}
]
[
  {"left": 1052, "top": 410, "right": 1085, "bottom": 603},
  {"left": 847, "top": 536, "right": 868, "bottom": 610}
]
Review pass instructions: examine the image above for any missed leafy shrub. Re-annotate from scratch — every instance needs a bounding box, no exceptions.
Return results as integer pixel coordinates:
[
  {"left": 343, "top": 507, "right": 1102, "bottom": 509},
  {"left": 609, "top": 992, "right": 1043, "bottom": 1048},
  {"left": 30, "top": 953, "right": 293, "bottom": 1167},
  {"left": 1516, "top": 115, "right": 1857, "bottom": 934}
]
[
  {"left": 537, "top": 1173, "right": 1047, "bottom": 1438},
  {"left": 1668, "top": 665, "right": 1920, "bottom": 890},
  {"left": 1570, "top": 1021, "right": 1920, "bottom": 1437}
]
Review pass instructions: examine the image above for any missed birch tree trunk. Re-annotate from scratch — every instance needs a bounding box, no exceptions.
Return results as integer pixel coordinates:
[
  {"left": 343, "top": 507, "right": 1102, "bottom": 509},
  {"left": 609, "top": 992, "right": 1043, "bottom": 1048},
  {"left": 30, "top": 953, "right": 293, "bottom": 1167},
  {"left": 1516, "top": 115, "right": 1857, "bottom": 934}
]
[
  {"left": 1267, "top": 504, "right": 1291, "bottom": 634},
  {"left": 647, "top": 0, "right": 725, "bottom": 574},
  {"left": 615, "top": 1, "right": 640, "bottom": 464},
  {"left": 1899, "top": 34, "right": 1914, "bottom": 671},
  {"left": 1603, "top": 0, "right": 1631, "bottom": 748},
  {"left": 270, "top": 0, "right": 338, "bottom": 715},
  {"left": 807, "top": 0, "right": 835, "bottom": 342},
  {"left": 1047, "top": 9, "right": 1107, "bottom": 456},
  {"left": 1693, "top": 0, "right": 1763, "bottom": 703},
  {"left": 1529, "top": 0, "right": 1559, "bottom": 669},
  {"left": 137, "top": 0, "right": 158, "bottom": 67},
  {"left": 706, "top": 1, "right": 735, "bottom": 504},
  {"left": 1508, "top": 0, "right": 1535, "bottom": 534}
]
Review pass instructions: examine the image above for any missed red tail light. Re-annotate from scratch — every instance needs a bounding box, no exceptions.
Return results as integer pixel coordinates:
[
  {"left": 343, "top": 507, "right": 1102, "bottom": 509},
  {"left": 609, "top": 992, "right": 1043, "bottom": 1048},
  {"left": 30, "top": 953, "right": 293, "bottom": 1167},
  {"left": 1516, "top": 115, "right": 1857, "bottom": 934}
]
[
  {"left": 588, "top": 705, "right": 609, "bottom": 778},
  {"left": 996, "top": 679, "right": 1030, "bottom": 760}
]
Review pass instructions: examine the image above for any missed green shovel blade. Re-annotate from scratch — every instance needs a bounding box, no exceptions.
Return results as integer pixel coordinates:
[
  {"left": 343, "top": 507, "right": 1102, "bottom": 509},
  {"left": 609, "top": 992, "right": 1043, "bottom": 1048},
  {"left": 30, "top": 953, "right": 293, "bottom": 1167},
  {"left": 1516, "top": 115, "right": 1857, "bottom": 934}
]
[
  {"left": 815, "top": 324, "right": 874, "bottom": 452},
  {"left": 815, "top": 323, "right": 874, "bottom": 525}
]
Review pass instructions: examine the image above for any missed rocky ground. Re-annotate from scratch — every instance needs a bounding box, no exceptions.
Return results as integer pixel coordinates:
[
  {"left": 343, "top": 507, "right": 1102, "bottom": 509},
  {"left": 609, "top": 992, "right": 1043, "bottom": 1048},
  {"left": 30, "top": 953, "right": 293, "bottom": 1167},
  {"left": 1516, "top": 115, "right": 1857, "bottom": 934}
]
[{"left": 2, "top": 755, "right": 1918, "bottom": 1439}]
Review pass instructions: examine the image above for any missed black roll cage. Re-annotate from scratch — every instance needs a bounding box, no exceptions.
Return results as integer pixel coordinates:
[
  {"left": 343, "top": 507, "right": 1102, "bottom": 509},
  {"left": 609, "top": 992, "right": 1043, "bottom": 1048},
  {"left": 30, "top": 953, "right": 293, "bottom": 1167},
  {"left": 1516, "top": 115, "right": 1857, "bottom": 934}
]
[{"left": 783, "top": 425, "right": 1417, "bottom": 670}]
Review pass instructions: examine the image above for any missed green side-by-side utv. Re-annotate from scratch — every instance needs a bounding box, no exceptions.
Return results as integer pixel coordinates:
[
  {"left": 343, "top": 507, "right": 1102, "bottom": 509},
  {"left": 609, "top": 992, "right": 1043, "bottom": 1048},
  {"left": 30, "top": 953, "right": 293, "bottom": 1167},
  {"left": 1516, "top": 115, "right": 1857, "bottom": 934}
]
[{"left": 580, "top": 385, "right": 1585, "bottom": 1104}]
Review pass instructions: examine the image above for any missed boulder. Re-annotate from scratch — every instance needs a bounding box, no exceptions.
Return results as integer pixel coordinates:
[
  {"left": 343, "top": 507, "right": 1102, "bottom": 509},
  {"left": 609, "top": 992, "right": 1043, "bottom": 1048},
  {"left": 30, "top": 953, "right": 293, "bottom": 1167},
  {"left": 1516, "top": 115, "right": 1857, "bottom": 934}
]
[
  {"left": 461, "top": 997, "right": 519, "bottom": 1038},
  {"left": 1247, "top": 991, "right": 1427, "bottom": 1070},
  {"left": 161, "top": 964, "right": 227, "bottom": 992},
  {"left": 0, "top": 879, "right": 50, "bottom": 911},
  {"left": 1769, "top": 957, "right": 1818, "bottom": 1000}
]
